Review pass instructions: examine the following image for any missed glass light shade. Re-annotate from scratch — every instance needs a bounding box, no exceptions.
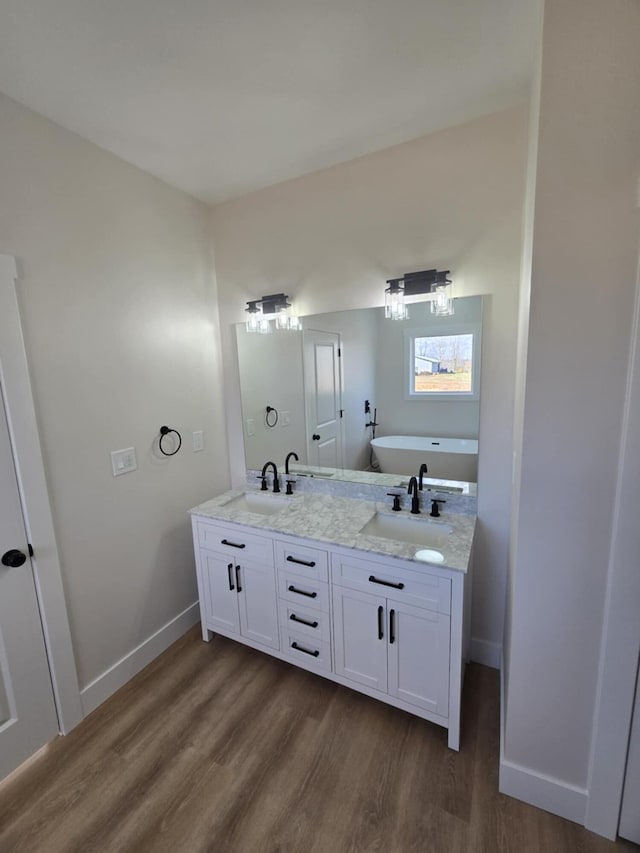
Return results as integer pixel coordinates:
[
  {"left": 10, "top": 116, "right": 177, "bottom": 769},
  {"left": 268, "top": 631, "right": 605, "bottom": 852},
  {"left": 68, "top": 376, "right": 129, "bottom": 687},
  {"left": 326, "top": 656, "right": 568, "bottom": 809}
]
[
  {"left": 288, "top": 314, "right": 301, "bottom": 331},
  {"left": 430, "top": 281, "right": 455, "bottom": 316},
  {"left": 258, "top": 315, "right": 272, "bottom": 333},
  {"left": 246, "top": 303, "right": 261, "bottom": 333},
  {"left": 275, "top": 305, "right": 290, "bottom": 329},
  {"left": 385, "top": 281, "right": 408, "bottom": 320}
]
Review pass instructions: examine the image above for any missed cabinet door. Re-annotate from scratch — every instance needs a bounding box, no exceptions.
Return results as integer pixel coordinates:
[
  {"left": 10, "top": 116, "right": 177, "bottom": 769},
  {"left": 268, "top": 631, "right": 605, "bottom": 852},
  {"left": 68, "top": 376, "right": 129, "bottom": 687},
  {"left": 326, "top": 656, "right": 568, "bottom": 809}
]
[
  {"left": 237, "top": 558, "right": 279, "bottom": 650},
  {"left": 202, "top": 550, "right": 240, "bottom": 635},
  {"left": 332, "top": 586, "right": 387, "bottom": 692},
  {"left": 387, "top": 598, "right": 450, "bottom": 717}
]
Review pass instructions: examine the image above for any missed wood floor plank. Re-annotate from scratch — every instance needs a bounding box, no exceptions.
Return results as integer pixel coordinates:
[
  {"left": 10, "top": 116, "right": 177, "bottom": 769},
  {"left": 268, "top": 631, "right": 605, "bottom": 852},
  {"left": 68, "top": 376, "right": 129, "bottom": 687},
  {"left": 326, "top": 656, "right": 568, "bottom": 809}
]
[{"left": 0, "top": 626, "right": 635, "bottom": 853}]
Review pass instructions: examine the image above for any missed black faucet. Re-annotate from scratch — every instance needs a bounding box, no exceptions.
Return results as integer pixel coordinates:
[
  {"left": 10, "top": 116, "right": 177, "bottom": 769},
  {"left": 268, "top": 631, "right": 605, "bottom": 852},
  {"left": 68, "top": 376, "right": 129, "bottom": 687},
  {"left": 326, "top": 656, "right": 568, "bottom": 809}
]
[
  {"left": 260, "top": 461, "right": 280, "bottom": 493},
  {"left": 418, "top": 463, "right": 428, "bottom": 490},
  {"left": 407, "top": 476, "right": 420, "bottom": 514},
  {"left": 285, "top": 451, "right": 299, "bottom": 475}
]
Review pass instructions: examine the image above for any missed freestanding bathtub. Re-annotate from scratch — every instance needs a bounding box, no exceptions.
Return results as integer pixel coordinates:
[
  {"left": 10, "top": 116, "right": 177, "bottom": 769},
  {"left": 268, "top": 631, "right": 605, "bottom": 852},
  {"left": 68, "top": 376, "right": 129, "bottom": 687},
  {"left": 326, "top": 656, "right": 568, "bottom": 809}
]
[{"left": 371, "top": 435, "right": 478, "bottom": 482}]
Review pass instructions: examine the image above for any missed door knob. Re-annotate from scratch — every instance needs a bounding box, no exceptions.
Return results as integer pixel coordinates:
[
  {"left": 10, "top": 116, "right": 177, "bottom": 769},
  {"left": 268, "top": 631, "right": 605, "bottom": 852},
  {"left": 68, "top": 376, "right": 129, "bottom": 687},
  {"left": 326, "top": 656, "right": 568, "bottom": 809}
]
[
  {"left": 312, "top": 434, "right": 320, "bottom": 441},
  {"left": 2, "top": 549, "right": 27, "bottom": 568}
]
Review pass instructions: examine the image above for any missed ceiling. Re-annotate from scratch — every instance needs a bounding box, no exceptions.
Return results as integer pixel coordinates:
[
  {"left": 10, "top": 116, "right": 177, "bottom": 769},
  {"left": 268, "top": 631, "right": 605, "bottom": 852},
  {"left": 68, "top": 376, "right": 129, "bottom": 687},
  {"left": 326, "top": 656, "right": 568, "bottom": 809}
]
[{"left": 0, "top": 0, "right": 539, "bottom": 204}]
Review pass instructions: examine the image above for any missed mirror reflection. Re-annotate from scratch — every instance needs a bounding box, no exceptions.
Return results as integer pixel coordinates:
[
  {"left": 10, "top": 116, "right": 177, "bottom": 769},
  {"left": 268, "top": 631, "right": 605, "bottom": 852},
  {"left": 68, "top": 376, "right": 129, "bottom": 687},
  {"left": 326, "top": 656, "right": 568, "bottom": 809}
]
[{"left": 236, "top": 296, "right": 482, "bottom": 486}]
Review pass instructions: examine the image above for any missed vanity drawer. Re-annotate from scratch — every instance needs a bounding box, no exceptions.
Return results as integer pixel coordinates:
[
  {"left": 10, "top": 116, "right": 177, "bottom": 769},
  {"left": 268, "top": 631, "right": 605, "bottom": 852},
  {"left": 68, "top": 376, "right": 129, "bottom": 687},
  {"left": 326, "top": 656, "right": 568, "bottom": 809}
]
[
  {"left": 278, "top": 601, "right": 331, "bottom": 643},
  {"left": 197, "top": 520, "right": 274, "bottom": 566},
  {"left": 275, "top": 540, "right": 329, "bottom": 582},
  {"left": 331, "top": 553, "right": 450, "bottom": 615},
  {"left": 277, "top": 569, "right": 330, "bottom": 613},
  {"left": 279, "top": 626, "right": 332, "bottom": 673}
]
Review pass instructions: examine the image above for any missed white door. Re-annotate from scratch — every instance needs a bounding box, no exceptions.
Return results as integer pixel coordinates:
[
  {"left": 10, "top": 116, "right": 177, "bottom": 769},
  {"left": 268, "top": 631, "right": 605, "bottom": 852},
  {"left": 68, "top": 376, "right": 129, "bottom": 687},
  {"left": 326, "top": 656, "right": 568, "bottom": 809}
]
[
  {"left": 202, "top": 551, "right": 240, "bottom": 635},
  {"left": 386, "top": 598, "right": 450, "bottom": 717},
  {"left": 333, "top": 586, "right": 387, "bottom": 691},
  {"left": 0, "top": 383, "right": 59, "bottom": 779},
  {"left": 237, "top": 559, "right": 279, "bottom": 650},
  {"left": 303, "top": 330, "right": 343, "bottom": 468},
  {"left": 619, "top": 658, "right": 640, "bottom": 843}
]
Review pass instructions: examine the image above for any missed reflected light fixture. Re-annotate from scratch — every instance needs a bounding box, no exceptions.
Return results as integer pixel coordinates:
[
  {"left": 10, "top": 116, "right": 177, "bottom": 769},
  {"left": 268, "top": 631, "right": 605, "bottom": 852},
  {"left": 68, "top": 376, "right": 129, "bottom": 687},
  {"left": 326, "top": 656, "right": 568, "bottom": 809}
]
[
  {"left": 384, "top": 269, "right": 454, "bottom": 319},
  {"left": 245, "top": 293, "right": 299, "bottom": 333}
]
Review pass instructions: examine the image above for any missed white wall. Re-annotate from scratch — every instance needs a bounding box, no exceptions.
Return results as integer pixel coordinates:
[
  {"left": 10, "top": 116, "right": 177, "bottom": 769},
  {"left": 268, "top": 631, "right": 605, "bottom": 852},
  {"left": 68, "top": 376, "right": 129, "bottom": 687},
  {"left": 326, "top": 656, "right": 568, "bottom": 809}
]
[
  {"left": 0, "top": 93, "right": 229, "bottom": 695},
  {"left": 211, "top": 106, "right": 529, "bottom": 659},
  {"left": 504, "top": 0, "right": 640, "bottom": 807}
]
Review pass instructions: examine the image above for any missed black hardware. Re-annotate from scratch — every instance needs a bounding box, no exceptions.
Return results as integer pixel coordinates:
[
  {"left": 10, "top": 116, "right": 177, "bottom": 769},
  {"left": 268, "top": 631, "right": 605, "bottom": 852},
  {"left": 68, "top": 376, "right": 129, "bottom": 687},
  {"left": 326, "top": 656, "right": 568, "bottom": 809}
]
[
  {"left": 378, "top": 605, "right": 384, "bottom": 640},
  {"left": 261, "top": 461, "right": 280, "bottom": 493},
  {"left": 369, "top": 575, "right": 405, "bottom": 590},
  {"left": 407, "top": 476, "right": 420, "bottom": 514},
  {"left": 338, "top": 348, "right": 341, "bottom": 357},
  {"left": 386, "top": 268, "right": 451, "bottom": 296},
  {"left": 312, "top": 434, "right": 321, "bottom": 441},
  {"left": 364, "top": 400, "right": 370, "bottom": 414},
  {"left": 386, "top": 492, "right": 402, "bottom": 511},
  {"left": 286, "top": 480, "right": 295, "bottom": 495},
  {"left": 339, "top": 409, "right": 344, "bottom": 418},
  {"left": 221, "top": 538, "right": 246, "bottom": 549},
  {"left": 265, "top": 406, "right": 278, "bottom": 428},
  {"left": 430, "top": 498, "right": 446, "bottom": 518},
  {"left": 28, "top": 544, "right": 34, "bottom": 557},
  {"left": 418, "top": 463, "right": 428, "bottom": 491},
  {"left": 235, "top": 565, "right": 242, "bottom": 592},
  {"left": 257, "top": 474, "right": 268, "bottom": 491},
  {"left": 2, "top": 549, "right": 27, "bottom": 568},
  {"left": 159, "top": 425, "right": 182, "bottom": 457},
  {"left": 389, "top": 609, "right": 396, "bottom": 644},
  {"left": 290, "top": 614, "right": 319, "bottom": 629},
  {"left": 285, "top": 451, "right": 299, "bottom": 475},
  {"left": 286, "top": 555, "right": 316, "bottom": 568},
  {"left": 227, "top": 563, "right": 235, "bottom": 591},
  {"left": 288, "top": 584, "right": 317, "bottom": 598},
  {"left": 291, "top": 641, "right": 320, "bottom": 658}
]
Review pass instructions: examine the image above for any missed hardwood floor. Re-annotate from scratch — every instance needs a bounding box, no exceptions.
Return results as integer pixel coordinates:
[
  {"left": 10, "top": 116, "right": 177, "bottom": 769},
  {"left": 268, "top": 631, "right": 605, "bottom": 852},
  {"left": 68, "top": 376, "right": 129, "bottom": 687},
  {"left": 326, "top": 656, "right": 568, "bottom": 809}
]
[{"left": 0, "top": 627, "right": 635, "bottom": 853}]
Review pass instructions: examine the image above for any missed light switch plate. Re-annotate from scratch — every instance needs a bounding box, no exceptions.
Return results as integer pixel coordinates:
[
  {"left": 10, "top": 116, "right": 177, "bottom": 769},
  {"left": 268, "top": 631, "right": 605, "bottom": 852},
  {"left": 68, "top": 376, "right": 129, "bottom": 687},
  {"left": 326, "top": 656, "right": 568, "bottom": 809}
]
[
  {"left": 111, "top": 447, "right": 137, "bottom": 477},
  {"left": 281, "top": 410, "right": 291, "bottom": 427},
  {"left": 192, "top": 430, "right": 204, "bottom": 452},
  {"left": 246, "top": 418, "right": 255, "bottom": 436}
]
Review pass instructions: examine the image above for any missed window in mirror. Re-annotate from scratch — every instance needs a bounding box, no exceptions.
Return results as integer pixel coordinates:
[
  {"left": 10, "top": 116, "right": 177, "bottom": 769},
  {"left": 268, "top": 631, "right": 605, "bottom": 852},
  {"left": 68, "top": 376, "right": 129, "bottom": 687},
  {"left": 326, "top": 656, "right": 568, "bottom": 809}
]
[{"left": 405, "top": 326, "right": 480, "bottom": 400}]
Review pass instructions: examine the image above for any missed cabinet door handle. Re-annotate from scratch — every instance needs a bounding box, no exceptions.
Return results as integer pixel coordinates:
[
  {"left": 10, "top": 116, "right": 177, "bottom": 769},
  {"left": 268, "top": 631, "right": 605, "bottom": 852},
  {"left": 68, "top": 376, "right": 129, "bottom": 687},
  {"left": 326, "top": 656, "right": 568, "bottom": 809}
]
[
  {"left": 227, "top": 562, "right": 235, "bottom": 591},
  {"left": 369, "top": 575, "right": 405, "bottom": 590},
  {"left": 291, "top": 641, "right": 320, "bottom": 658},
  {"left": 290, "top": 614, "right": 319, "bottom": 629},
  {"left": 288, "top": 584, "right": 317, "bottom": 599},
  {"left": 389, "top": 609, "right": 396, "bottom": 644},
  {"left": 235, "top": 565, "right": 242, "bottom": 593},
  {"left": 221, "top": 539, "right": 246, "bottom": 549},
  {"left": 378, "top": 605, "right": 384, "bottom": 640},
  {"left": 286, "top": 555, "right": 316, "bottom": 568}
]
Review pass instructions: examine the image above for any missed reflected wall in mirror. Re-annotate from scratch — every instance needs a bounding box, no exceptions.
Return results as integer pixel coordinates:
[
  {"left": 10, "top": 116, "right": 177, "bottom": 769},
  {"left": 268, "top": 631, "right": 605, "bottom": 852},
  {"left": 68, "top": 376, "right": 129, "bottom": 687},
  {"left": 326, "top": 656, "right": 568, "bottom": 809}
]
[{"left": 236, "top": 296, "right": 482, "bottom": 485}]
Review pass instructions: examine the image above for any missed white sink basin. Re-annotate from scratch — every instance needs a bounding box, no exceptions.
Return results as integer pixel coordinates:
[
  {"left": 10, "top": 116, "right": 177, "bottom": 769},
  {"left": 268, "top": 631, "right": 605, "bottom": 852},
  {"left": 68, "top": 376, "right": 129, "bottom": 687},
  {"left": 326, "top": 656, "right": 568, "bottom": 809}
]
[
  {"left": 359, "top": 513, "right": 452, "bottom": 549},
  {"left": 224, "top": 492, "right": 290, "bottom": 516}
]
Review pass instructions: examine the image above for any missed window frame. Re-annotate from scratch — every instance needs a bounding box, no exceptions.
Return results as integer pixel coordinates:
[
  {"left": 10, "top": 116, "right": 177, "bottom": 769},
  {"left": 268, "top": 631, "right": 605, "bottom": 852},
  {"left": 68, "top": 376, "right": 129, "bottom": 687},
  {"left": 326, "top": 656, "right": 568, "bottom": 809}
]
[{"left": 403, "top": 322, "right": 481, "bottom": 402}]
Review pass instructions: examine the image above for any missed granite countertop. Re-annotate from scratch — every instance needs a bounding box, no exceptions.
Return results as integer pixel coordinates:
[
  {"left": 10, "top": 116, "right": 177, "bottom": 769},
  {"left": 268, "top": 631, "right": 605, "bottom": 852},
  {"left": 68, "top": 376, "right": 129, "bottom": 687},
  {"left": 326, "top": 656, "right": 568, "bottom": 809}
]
[{"left": 190, "top": 488, "right": 475, "bottom": 573}]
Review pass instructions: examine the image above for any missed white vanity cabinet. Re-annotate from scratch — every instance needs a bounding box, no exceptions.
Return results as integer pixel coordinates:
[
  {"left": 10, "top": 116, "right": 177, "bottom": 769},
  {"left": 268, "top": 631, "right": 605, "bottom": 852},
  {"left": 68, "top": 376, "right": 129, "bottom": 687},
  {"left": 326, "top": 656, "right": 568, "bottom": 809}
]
[
  {"left": 194, "top": 519, "right": 279, "bottom": 651},
  {"left": 191, "top": 509, "right": 470, "bottom": 751}
]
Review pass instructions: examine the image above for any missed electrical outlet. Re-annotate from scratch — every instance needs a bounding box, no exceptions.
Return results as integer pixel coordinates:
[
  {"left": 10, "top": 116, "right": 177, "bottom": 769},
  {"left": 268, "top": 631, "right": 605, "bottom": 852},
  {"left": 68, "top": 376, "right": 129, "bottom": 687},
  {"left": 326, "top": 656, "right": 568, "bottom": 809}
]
[
  {"left": 192, "top": 430, "right": 204, "bottom": 452},
  {"left": 111, "top": 447, "right": 137, "bottom": 477},
  {"left": 246, "top": 418, "right": 255, "bottom": 436},
  {"left": 281, "top": 410, "right": 291, "bottom": 427}
]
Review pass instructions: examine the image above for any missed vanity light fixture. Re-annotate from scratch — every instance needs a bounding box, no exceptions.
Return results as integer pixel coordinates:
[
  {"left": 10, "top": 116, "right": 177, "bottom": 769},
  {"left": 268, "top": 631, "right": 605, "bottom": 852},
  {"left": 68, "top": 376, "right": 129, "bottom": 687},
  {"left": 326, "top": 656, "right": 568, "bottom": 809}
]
[
  {"left": 384, "top": 269, "right": 454, "bottom": 320},
  {"left": 245, "top": 293, "right": 299, "bottom": 333}
]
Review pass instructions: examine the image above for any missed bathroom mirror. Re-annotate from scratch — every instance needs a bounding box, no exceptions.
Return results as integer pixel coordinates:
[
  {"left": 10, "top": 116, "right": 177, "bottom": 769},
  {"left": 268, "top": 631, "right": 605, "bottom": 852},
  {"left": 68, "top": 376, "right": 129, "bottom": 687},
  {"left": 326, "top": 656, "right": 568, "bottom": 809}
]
[{"left": 236, "top": 296, "right": 482, "bottom": 486}]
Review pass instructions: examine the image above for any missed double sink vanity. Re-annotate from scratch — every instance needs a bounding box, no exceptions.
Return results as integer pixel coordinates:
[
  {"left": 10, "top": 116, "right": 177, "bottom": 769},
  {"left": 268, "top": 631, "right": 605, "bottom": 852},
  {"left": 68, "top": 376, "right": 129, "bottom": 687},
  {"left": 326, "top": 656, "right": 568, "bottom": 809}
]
[{"left": 190, "top": 479, "right": 475, "bottom": 750}]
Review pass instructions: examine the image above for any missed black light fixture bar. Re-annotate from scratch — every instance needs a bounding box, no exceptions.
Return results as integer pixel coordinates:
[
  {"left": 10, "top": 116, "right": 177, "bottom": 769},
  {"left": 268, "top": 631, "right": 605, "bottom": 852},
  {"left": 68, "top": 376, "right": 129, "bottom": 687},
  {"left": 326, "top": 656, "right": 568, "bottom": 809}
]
[
  {"left": 253, "top": 293, "right": 291, "bottom": 315},
  {"left": 387, "top": 268, "right": 450, "bottom": 296}
]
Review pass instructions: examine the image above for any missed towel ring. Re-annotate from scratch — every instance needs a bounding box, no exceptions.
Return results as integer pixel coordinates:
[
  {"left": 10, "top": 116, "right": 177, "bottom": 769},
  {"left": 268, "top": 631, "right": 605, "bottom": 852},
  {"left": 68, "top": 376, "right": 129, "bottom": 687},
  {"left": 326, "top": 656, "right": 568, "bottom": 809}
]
[{"left": 159, "top": 425, "right": 182, "bottom": 456}]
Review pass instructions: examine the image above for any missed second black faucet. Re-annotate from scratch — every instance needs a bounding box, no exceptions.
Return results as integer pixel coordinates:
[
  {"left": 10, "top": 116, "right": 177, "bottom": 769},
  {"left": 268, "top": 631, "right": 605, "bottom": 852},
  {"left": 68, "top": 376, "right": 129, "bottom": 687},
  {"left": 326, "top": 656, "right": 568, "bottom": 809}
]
[{"left": 259, "top": 461, "right": 280, "bottom": 493}]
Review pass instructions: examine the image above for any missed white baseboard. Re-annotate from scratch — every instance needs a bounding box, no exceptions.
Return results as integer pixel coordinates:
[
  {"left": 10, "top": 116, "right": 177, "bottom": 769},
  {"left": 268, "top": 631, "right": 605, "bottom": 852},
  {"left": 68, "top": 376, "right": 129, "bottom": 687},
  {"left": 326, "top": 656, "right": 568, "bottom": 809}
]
[
  {"left": 499, "top": 654, "right": 588, "bottom": 825},
  {"left": 80, "top": 602, "right": 199, "bottom": 716},
  {"left": 470, "top": 636, "right": 502, "bottom": 669}
]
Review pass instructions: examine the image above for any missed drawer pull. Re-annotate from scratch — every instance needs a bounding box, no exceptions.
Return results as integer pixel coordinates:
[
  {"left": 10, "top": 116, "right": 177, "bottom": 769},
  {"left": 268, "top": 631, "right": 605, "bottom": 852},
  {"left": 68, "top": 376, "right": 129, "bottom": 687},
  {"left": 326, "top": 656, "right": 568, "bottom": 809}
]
[
  {"left": 291, "top": 641, "right": 320, "bottom": 658},
  {"left": 378, "top": 605, "right": 384, "bottom": 640},
  {"left": 286, "top": 555, "right": 316, "bottom": 568},
  {"left": 227, "top": 562, "right": 235, "bottom": 591},
  {"left": 221, "top": 539, "right": 246, "bottom": 549},
  {"left": 368, "top": 575, "right": 405, "bottom": 590},
  {"left": 288, "top": 584, "right": 317, "bottom": 599},
  {"left": 389, "top": 608, "right": 396, "bottom": 644},
  {"left": 290, "top": 613, "right": 319, "bottom": 629},
  {"left": 235, "top": 565, "right": 242, "bottom": 593}
]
